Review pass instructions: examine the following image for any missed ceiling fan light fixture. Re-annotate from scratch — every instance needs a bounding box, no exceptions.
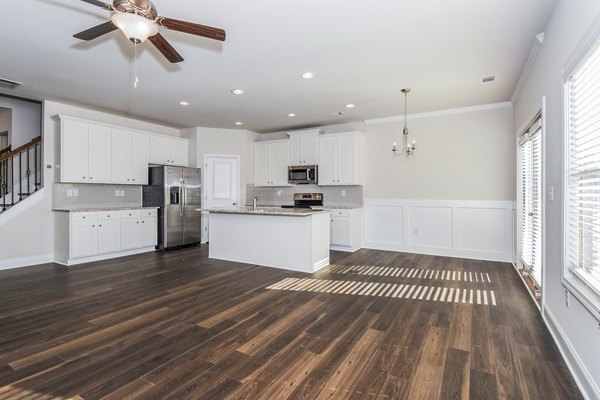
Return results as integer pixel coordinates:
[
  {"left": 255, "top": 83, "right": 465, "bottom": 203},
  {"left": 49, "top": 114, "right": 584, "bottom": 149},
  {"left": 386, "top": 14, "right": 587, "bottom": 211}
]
[{"left": 111, "top": 12, "right": 158, "bottom": 44}]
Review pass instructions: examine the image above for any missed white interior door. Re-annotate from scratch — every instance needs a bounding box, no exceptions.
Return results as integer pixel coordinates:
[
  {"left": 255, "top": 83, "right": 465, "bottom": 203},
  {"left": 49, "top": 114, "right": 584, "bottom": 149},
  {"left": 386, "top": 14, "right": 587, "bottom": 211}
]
[{"left": 204, "top": 155, "right": 240, "bottom": 244}]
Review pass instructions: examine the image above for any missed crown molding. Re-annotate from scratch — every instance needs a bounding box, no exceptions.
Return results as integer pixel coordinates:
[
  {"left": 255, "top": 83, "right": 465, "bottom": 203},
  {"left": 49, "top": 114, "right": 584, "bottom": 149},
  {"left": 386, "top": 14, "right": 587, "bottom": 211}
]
[{"left": 364, "top": 101, "right": 513, "bottom": 125}]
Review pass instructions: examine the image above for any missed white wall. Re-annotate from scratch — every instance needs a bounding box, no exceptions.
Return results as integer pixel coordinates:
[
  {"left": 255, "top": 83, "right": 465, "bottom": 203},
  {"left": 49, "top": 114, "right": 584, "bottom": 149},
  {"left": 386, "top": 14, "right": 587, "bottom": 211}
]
[
  {"left": 0, "top": 100, "right": 182, "bottom": 269},
  {"left": 363, "top": 105, "right": 514, "bottom": 200},
  {"left": 513, "top": 1, "right": 600, "bottom": 398},
  {"left": 186, "top": 127, "right": 259, "bottom": 206},
  {"left": 0, "top": 96, "right": 42, "bottom": 147},
  {"left": 359, "top": 104, "right": 515, "bottom": 262},
  {"left": 0, "top": 108, "right": 11, "bottom": 146}
]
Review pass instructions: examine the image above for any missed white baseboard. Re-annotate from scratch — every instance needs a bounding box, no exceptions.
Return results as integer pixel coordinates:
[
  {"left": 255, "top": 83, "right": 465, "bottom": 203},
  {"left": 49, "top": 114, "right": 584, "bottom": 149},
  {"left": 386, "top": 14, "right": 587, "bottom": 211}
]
[
  {"left": 330, "top": 245, "right": 361, "bottom": 253},
  {"left": 0, "top": 254, "right": 54, "bottom": 270},
  {"left": 363, "top": 241, "right": 510, "bottom": 262},
  {"left": 313, "top": 257, "right": 330, "bottom": 272},
  {"left": 56, "top": 247, "right": 157, "bottom": 266},
  {"left": 543, "top": 306, "right": 600, "bottom": 400}
]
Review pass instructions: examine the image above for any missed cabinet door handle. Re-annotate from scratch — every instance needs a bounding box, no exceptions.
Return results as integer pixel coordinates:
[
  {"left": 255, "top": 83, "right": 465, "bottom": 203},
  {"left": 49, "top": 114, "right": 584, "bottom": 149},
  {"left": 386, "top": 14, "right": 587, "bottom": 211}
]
[
  {"left": 127, "top": 178, "right": 130, "bottom": 181},
  {"left": 99, "top": 224, "right": 102, "bottom": 227},
  {"left": 142, "top": 221, "right": 145, "bottom": 224},
  {"left": 137, "top": 221, "right": 139, "bottom": 224},
  {"left": 133, "top": 178, "right": 136, "bottom": 181},
  {"left": 82, "top": 216, "right": 86, "bottom": 219},
  {"left": 92, "top": 224, "right": 95, "bottom": 227},
  {"left": 82, "top": 176, "right": 86, "bottom": 179}
]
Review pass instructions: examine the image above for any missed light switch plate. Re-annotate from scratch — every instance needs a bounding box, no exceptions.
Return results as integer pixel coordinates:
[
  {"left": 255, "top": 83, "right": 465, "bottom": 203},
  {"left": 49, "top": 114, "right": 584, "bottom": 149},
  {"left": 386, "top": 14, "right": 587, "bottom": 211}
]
[
  {"left": 341, "top": 190, "right": 346, "bottom": 197},
  {"left": 115, "top": 190, "right": 120, "bottom": 197},
  {"left": 66, "top": 189, "right": 73, "bottom": 197},
  {"left": 120, "top": 190, "right": 125, "bottom": 196},
  {"left": 72, "top": 188, "right": 79, "bottom": 197}
]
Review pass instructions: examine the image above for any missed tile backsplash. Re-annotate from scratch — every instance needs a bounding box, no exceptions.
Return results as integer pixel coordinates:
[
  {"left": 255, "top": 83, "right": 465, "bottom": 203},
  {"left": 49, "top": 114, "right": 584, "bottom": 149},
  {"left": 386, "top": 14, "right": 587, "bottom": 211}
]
[
  {"left": 246, "top": 184, "right": 363, "bottom": 207},
  {"left": 53, "top": 183, "right": 142, "bottom": 209}
]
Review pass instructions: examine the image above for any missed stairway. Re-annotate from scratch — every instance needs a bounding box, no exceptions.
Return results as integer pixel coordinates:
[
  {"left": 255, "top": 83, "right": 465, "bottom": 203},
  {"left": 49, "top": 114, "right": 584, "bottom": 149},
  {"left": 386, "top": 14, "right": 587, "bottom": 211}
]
[{"left": 0, "top": 137, "right": 42, "bottom": 213}]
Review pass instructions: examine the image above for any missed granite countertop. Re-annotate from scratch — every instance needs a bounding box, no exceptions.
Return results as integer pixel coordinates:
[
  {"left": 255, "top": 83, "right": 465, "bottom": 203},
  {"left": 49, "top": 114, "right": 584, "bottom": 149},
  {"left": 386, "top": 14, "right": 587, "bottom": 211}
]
[
  {"left": 197, "top": 206, "right": 329, "bottom": 217},
  {"left": 314, "top": 205, "right": 362, "bottom": 210},
  {"left": 52, "top": 206, "right": 159, "bottom": 212}
]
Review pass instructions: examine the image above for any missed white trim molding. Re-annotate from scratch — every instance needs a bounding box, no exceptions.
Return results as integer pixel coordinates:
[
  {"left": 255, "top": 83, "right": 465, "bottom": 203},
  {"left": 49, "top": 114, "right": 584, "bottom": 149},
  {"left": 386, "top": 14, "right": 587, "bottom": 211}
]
[
  {"left": 364, "top": 102, "right": 513, "bottom": 126},
  {"left": 511, "top": 34, "right": 544, "bottom": 104},
  {"left": 363, "top": 199, "right": 513, "bottom": 262},
  {"left": 544, "top": 306, "right": 600, "bottom": 400},
  {"left": 0, "top": 254, "right": 54, "bottom": 271}
]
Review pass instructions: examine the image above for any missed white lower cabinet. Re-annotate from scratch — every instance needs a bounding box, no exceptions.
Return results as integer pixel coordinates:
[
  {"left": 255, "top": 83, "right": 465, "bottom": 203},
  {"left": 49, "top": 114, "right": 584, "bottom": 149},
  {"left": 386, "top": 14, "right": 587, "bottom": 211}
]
[
  {"left": 97, "top": 220, "right": 120, "bottom": 254},
  {"left": 70, "top": 221, "right": 98, "bottom": 258},
  {"left": 328, "top": 208, "right": 363, "bottom": 252},
  {"left": 140, "top": 217, "right": 157, "bottom": 248},
  {"left": 120, "top": 219, "right": 140, "bottom": 251},
  {"left": 60, "top": 209, "right": 157, "bottom": 265}
]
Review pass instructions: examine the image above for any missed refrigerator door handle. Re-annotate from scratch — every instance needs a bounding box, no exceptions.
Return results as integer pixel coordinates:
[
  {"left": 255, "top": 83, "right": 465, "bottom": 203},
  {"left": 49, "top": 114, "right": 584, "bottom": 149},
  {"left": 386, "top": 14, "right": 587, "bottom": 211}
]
[
  {"left": 183, "top": 179, "right": 187, "bottom": 216},
  {"left": 179, "top": 181, "right": 184, "bottom": 217}
]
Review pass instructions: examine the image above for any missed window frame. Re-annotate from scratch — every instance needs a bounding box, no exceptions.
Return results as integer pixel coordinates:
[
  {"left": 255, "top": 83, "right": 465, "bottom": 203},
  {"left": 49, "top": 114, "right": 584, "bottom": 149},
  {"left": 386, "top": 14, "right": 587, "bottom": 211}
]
[{"left": 562, "top": 29, "right": 600, "bottom": 321}]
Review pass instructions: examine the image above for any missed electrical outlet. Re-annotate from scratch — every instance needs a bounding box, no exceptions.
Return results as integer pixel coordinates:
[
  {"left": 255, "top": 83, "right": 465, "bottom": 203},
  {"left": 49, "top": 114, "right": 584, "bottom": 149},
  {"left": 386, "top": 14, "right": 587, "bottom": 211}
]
[
  {"left": 115, "top": 190, "right": 120, "bottom": 197},
  {"left": 120, "top": 190, "right": 125, "bottom": 196},
  {"left": 66, "top": 189, "right": 73, "bottom": 197},
  {"left": 565, "top": 289, "right": 571, "bottom": 308},
  {"left": 72, "top": 188, "right": 79, "bottom": 197},
  {"left": 277, "top": 190, "right": 282, "bottom": 196},
  {"left": 341, "top": 190, "right": 346, "bottom": 197}
]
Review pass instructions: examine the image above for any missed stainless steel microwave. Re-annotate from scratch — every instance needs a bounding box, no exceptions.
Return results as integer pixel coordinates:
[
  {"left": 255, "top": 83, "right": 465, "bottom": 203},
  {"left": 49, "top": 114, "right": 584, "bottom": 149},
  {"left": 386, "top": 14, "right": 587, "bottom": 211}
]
[{"left": 288, "top": 165, "right": 318, "bottom": 184}]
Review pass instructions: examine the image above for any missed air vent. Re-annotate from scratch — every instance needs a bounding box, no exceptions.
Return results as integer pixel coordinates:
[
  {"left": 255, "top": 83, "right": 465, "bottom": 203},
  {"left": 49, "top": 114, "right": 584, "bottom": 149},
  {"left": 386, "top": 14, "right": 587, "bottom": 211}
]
[
  {"left": 0, "top": 78, "right": 23, "bottom": 90},
  {"left": 481, "top": 75, "right": 496, "bottom": 84}
]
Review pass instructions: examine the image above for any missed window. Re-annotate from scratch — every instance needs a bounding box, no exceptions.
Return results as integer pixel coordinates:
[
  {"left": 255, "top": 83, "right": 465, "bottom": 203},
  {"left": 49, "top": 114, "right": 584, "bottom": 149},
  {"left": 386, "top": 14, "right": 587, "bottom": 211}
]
[
  {"left": 519, "top": 113, "right": 543, "bottom": 291},
  {"left": 565, "top": 38, "right": 600, "bottom": 305}
]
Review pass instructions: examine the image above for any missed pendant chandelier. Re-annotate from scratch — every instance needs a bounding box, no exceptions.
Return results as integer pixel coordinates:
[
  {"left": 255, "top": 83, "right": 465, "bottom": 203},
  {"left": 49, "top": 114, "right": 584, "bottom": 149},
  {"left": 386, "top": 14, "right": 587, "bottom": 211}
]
[{"left": 392, "top": 88, "right": 416, "bottom": 157}]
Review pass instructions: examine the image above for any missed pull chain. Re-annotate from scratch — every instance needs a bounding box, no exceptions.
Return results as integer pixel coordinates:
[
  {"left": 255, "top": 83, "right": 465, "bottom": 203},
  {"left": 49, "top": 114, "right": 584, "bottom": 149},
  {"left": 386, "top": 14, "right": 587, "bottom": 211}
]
[{"left": 133, "top": 41, "right": 139, "bottom": 88}]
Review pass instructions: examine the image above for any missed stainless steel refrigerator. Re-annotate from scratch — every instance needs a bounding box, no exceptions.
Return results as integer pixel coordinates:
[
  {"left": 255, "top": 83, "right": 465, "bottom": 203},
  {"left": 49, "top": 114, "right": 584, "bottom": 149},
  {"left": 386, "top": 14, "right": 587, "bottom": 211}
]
[{"left": 142, "top": 166, "right": 202, "bottom": 250}]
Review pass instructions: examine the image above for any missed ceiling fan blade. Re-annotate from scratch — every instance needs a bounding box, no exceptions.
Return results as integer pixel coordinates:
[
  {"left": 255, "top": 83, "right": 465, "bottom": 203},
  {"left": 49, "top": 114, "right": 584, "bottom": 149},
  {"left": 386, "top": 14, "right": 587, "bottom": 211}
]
[
  {"left": 74, "top": 21, "right": 118, "bottom": 41},
  {"left": 157, "top": 17, "right": 226, "bottom": 41},
  {"left": 80, "top": 0, "right": 113, "bottom": 10},
  {"left": 148, "top": 33, "right": 184, "bottom": 63}
]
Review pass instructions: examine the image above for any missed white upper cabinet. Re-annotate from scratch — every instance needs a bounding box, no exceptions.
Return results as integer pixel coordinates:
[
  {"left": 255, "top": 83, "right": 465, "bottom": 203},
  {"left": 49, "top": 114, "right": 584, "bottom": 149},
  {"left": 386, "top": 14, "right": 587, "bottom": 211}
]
[
  {"left": 61, "top": 119, "right": 89, "bottom": 183},
  {"left": 131, "top": 132, "right": 149, "bottom": 184},
  {"left": 317, "top": 132, "right": 362, "bottom": 186},
  {"left": 288, "top": 129, "right": 320, "bottom": 165},
  {"left": 254, "top": 140, "right": 290, "bottom": 186},
  {"left": 60, "top": 115, "right": 187, "bottom": 185},
  {"left": 148, "top": 136, "right": 171, "bottom": 165},
  {"left": 87, "top": 124, "right": 111, "bottom": 183},
  {"left": 149, "top": 136, "right": 189, "bottom": 166},
  {"left": 61, "top": 119, "right": 111, "bottom": 183},
  {"left": 111, "top": 129, "right": 149, "bottom": 185},
  {"left": 111, "top": 128, "right": 133, "bottom": 184}
]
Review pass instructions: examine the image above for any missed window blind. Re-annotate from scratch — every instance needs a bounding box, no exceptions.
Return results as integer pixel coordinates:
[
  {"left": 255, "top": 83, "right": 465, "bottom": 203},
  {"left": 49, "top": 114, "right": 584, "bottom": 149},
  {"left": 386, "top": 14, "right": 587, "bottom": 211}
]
[
  {"left": 566, "top": 39, "right": 600, "bottom": 297},
  {"left": 519, "top": 115, "right": 543, "bottom": 288}
]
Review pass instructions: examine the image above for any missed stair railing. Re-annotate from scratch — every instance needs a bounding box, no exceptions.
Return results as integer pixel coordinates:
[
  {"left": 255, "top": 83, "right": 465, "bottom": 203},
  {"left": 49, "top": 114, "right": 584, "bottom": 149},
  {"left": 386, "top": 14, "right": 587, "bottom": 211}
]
[{"left": 0, "top": 136, "right": 42, "bottom": 212}]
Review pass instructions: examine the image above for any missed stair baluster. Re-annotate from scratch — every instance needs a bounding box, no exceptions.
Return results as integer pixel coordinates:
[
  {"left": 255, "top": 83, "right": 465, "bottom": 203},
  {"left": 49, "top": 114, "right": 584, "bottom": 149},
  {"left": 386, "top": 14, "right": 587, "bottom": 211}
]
[{"left": 0, "top": 137, "right": 42, "bottom": 213}]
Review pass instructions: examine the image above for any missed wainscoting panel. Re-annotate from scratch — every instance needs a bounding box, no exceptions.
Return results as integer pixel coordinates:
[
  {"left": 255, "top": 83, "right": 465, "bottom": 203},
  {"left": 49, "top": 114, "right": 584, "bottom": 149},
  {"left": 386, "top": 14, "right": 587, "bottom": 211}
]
[
  {"left": 364, "top": 199, "right": 514, "bottom": 262},
  {"left": 364, "top": 204, "right": 403, "bottom": 245},
  {"left": 407, "top": 206, "right": 453, "bottom": 249}
]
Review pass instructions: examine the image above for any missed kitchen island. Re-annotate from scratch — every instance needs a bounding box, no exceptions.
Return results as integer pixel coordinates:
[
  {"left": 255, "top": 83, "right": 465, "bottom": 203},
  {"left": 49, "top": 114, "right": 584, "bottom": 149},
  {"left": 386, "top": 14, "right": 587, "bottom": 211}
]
[{"left": 202, "top": 207, "right": 330, "bottom": 273}]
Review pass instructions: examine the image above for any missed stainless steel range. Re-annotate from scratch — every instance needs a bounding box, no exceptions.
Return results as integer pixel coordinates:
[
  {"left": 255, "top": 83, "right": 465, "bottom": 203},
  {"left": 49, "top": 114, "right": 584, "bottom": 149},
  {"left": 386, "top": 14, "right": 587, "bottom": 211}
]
[{"left": 281, "top": 193, "right": 323, "bottom": 209}]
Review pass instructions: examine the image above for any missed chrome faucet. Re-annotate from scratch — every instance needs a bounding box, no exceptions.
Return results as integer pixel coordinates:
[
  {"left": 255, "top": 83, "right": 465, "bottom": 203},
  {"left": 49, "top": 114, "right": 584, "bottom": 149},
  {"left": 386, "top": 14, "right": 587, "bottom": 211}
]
[{"left": 253, "top": 196, "right": 258, "bottom": 210}]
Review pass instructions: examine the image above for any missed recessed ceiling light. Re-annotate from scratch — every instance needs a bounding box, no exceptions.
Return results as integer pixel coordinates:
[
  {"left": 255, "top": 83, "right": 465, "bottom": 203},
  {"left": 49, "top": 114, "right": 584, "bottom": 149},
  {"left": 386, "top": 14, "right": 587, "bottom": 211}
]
[
  {"left": 288, "top": 113, "right": 296, "bottom": 117},
  {"left": 235, "top": 122, "right": 244, "bottom": 126},
  {"left": 231, "top": 89, "right": 245, "bottom": 95},
  {"left": 178, "top": 101, "right": 190, "bottom": 106},
  {"left": 301, "top": 72, "right": 315, "bottom": 79},
  {"left": 345, "top": 104, "right": 355, "bottom": 108}
]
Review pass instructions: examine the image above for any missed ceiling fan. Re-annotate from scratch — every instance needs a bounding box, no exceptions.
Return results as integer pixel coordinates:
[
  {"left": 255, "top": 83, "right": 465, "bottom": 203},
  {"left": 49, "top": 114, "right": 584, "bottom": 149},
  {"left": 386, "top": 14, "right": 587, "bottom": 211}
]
[{"left": 74, "top": 0, "right": 226, "bottom": 63}]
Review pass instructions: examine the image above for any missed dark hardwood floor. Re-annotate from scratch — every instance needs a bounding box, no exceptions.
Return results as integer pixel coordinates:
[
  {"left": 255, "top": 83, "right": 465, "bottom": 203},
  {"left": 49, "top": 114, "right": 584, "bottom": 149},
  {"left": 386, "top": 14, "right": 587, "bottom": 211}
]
[{"left": 0, "top": 245, "right": 582, "bottom": 399}]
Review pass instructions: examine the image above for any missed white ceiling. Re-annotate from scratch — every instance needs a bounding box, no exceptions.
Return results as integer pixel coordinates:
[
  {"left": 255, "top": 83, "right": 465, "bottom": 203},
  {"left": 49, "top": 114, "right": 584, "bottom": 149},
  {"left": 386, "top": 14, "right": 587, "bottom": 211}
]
[{"left": 0, "top": 0, "right": 556, "bottom": 133}]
